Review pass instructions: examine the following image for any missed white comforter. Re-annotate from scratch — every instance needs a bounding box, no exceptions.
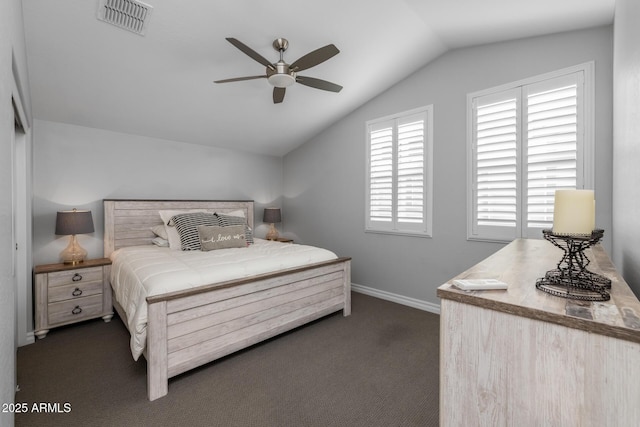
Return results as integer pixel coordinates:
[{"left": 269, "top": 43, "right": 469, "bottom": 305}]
[{"left": 109, "top": 238, "right": 337, "bottom": 360}]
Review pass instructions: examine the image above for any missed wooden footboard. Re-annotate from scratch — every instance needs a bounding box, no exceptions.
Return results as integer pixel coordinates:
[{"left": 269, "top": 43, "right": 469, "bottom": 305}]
[{"left": 146, "top": 257, "right": 351, "bottom": 400}]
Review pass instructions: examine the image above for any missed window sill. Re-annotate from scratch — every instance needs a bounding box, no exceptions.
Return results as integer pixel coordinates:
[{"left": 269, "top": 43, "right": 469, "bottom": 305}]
[
  {"left": 466, "top": 234, "right": 545, "bottom": 244},
  {"left": 466, "top": 236, "right": 512, "bottom": 244},
  {"left": 365, "top": 229, "right": 432, "bottom": 239}
]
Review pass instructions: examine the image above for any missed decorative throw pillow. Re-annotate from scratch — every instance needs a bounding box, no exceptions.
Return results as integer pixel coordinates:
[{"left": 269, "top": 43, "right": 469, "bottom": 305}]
[
  {"left": 158, "top": 209, "right": 211, "bottom": 250},
  {"left": 215, "top": 213, "right": 254, "bottom": 244},
  {"left": 170, "top": 212, "right": 219, "bottom": 251},
  {"left": 198, "top": 225, "right": 247, "bottom": 251}
]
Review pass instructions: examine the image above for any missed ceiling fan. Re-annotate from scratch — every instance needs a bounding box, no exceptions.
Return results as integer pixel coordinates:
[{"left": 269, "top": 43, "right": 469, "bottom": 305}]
[{"left": 214, "top": 37, "right": 343, "bottom": 104}]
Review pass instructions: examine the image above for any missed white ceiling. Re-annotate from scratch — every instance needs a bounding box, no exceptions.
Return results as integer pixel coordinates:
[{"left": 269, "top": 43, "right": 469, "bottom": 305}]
[{"left": 22, "top": 0, "right": 615, "bottom": 156}]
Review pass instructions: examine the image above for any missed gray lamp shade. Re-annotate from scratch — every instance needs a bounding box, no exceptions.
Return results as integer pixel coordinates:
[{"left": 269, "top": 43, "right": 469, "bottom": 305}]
[
  {"left": 263, "top": 208, "right": 281, "bottom": 224},
  {"left": 55, "top": 209, "right": 95, "bottom": 235}
]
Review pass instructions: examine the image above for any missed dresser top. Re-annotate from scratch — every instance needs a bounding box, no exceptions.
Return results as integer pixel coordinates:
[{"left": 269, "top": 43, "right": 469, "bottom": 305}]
[{"left": 437, "top": 239, "right": 640, "bottom": 344}]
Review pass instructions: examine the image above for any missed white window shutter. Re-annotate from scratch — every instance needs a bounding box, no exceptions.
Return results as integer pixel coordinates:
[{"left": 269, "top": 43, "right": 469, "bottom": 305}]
[
  {"left": 366, "top": 106, "right": 433, "bottom": 237},
  {"left": 525, "top": 74, "right": 581, "bottom": 234},
  {"left": 467, "top": 64, "right": 592, "bottom": 242},
  {"left": 369, "top": 121, "right": 394, "bottom": 224},
  {"left": 471, "top": 89, "right": 520, "bottom": 240},
  {"left": 397, "top": 114, "right": 426, "bottom": 225}
]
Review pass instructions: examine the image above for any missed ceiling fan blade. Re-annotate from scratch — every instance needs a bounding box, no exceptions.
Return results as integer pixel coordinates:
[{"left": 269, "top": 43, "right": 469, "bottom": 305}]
[
  {"left": 225, "top": 38, "right": 275, "bottom": 70},
  {"left": 214, "top": 75, "right": 267, "bottom": 83},
  {"left": 296, "top": 76, "right": 343, "bottom": 93},
  {"left": 290, "top": 44, "right": 339, "bottom": 72},
  {"left": 273, "top": 87, "right": 286, "bottom": 104},
  {"left": 214, "top": 75, "right": 266, "bottom": 84}
]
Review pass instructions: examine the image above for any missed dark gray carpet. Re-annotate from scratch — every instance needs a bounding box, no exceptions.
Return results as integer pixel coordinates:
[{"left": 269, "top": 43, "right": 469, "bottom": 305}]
[{"left": 16, "top": 292, "right": 440, "bottom": 426}]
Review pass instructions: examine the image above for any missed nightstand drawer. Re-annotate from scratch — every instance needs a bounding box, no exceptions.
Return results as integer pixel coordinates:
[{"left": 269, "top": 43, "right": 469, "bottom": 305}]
[
  {"left": 48, "top": 294, "right": 104, "bottom": 325},
  {"left": 48, "top": 281, "right": 103, "bottom": 303},
  {"left": 47, "top": 267, "right": 103, "bottom": 287}
]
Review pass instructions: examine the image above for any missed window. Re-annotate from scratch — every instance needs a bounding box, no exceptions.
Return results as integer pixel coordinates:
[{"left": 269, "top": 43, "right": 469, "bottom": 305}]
[
  {"left": 467, "top": 63, "right": 594, "bottom": 242},
  {"left": 366, "top": 106, "right": 433, "bottom": 237}
]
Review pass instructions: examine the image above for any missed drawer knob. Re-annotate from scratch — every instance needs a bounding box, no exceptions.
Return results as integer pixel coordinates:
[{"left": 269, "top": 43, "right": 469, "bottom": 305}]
[
  {"left": 71, "top": 306, "right": 83, "bottom": 315},
  {"left": 72, "top": 287, "right": 83, "bottom": 297},
  {"left": 72, "top": 273, "right": 83, "bottom": 282}
]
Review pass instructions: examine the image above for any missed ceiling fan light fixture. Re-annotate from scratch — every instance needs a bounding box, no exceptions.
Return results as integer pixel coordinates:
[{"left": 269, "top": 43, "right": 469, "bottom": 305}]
[
  {"left": 268, "top": 73, "right": 296, "bottom": 88},
  {"left": 215, "top": 37, "right": 342, "bottom": 103}
]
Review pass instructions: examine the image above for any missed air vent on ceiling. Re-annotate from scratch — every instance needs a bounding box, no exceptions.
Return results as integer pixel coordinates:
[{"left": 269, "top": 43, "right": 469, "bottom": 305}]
[{"left": 97, "top": 0, "right": 153, "bottom": 36}]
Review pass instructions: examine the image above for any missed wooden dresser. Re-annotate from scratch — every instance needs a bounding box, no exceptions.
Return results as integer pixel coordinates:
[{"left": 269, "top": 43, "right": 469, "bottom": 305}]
[
  {"left": 438, "top": 239, "right": 640, "bottom": 426},
  {"left": 34, "top": 258, "right": 114, "bottom": 339}
]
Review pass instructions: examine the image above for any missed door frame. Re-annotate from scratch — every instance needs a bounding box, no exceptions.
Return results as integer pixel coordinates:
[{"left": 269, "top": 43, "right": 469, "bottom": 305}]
[{"left": 12, "top": 65, "right": 33, "bottom": 348}]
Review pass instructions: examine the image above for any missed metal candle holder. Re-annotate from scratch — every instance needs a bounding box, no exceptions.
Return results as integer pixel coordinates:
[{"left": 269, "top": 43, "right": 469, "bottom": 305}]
[{"left": 535, "top": 229, "right": 611, "bottom": 301}]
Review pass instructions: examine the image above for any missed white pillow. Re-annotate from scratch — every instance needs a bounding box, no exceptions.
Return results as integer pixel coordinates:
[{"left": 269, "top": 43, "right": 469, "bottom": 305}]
[
  {"left": 151, "top": 236, "right": 169, "bottom": 247},
  {"left": 158, "top": 209, "right": 212, "bottom": 250},
  {"left": 150, "top": 224, "right": 168, "bottom": 240}
]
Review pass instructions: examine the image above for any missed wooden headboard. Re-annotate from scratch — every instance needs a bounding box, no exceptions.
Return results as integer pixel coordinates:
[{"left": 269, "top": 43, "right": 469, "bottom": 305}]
[{"left": 103, "top": 199, "right": 254, "bottom": 257}]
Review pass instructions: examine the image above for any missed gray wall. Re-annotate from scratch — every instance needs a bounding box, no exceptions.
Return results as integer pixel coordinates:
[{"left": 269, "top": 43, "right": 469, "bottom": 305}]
[
  {"left": 283, "top": 26, "right": 614, "bottom": 307},
  {"left": 32, "top": 120, "right": 284, "bottom": 265},
  {"left": 613, "top": 0, "right": 640, "bottom": 296}
]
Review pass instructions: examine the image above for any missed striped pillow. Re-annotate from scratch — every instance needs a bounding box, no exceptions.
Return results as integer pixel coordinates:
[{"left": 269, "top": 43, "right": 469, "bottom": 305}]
[
  {"left": 215, "top": 213, "right": 254, "bottom": 244},
  {"left": 171, "top": 212, "right": 219, "bottom": 251}
]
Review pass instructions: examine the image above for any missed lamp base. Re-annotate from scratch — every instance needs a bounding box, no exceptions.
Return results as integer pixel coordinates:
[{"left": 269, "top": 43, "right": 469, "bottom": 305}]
[
  {"left": 266, "top": 223, "right": 279, "bottom": 241},
  {"left": 60, "top": 235, "right": 88, "bottom": 265}
]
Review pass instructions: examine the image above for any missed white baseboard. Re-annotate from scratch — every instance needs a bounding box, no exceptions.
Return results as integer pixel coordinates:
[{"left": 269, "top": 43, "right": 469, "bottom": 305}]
[
  {"left": 19, "top": 332, "right": 35, "bottom": 347},
  {"left": 351, "top": 283, "right": 441, "bottom": 315}
]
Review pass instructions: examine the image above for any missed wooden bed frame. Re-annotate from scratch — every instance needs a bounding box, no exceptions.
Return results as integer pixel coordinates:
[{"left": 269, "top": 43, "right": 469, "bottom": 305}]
[{"left": 103, "top": 199, "right": 351, "bottom": 401}]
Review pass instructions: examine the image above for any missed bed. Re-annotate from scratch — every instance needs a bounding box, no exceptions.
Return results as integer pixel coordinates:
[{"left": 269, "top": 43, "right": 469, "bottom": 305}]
[{"left": 103, "top": 199, "right": 351, "bottom": 401}]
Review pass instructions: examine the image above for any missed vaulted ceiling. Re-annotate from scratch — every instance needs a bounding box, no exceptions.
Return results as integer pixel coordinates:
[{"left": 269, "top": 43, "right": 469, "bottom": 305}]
[{"left": 22, "top": 0, "right": 615, "bottom": 156}]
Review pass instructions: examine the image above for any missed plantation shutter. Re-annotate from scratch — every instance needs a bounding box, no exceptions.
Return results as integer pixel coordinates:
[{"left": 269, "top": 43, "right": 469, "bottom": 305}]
[
  {"left": 366, "top": 106, "right": 432, "bottom": 236},
  {"left": 368, "top": 120, "right": 394, "bottom": 224},
  {"left": 471, "top": 88, "right": 521, "bottom": 240},
  {"left": 468, "top": 66, "right": 589, "bottom": 242},
  {"left": 524, "top": 73, "right": 582, "bottom": 234},
  {"left": 397, "top": 113, "right": 426, "bottom": 225}
]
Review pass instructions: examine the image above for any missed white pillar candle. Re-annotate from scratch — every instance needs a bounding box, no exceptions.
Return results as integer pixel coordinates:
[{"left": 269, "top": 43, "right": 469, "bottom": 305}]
[{"left": 552, "top": 190, "right": 595, "bottom": 235}]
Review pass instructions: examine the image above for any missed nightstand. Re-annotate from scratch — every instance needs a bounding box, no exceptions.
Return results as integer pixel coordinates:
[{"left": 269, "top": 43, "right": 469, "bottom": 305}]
[{"left": 34, "top": 258, "right": 113, "bottom": 339}]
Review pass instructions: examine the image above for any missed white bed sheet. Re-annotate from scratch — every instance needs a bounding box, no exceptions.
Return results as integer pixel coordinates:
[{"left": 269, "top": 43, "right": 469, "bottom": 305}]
[{"left": 109, "top": 238, "right": 337, "bottom": 360}]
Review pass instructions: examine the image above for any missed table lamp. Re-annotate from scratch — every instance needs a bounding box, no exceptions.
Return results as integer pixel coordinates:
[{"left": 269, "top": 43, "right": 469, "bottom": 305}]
[
  {"left": 263, "top": 208, "right": 282, "bottom": 241},
  {"left": 55, "top": 209, "right": 94, "bottom": 265}
]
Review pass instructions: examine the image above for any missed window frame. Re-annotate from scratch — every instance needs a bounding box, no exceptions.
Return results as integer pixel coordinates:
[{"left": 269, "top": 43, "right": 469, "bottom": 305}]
[
  {"left": 466, "top": 62, "right": 595, "bottom": 243},
  {"left": 365, "top": 105, "right": 434, "bottom": 238}
]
